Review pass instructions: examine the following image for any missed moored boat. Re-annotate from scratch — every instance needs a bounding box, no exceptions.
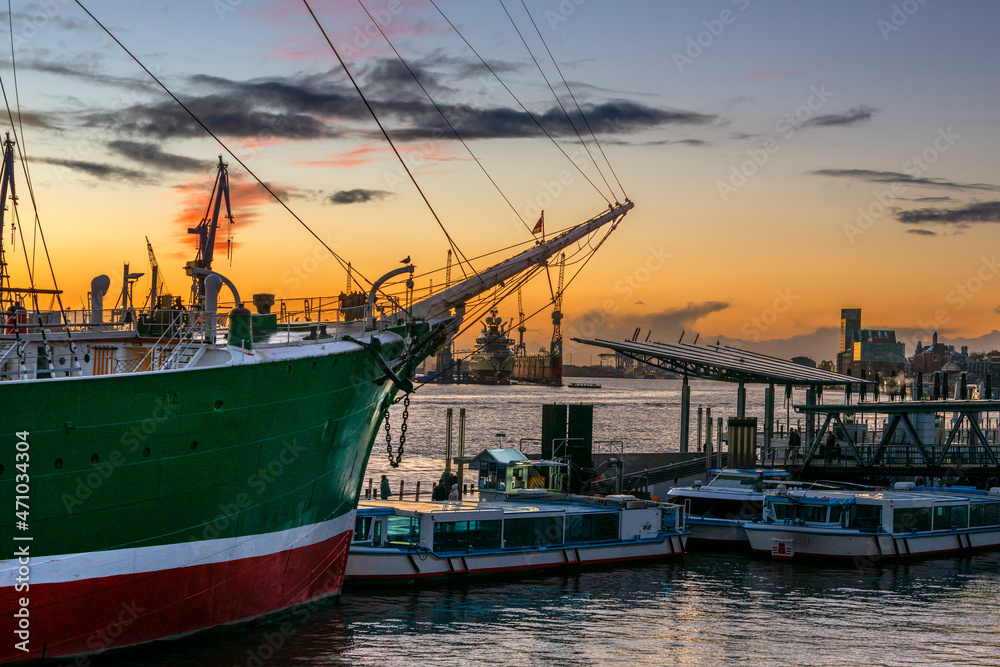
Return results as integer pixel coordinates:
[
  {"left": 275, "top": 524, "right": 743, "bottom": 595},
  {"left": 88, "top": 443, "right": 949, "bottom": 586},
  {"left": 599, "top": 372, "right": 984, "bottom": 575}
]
[
  {"left": 745, "top": 486, "right": 1000, "bottom": 561},
  {"left": 345, "top": 493, "right": 687, "bottom": 584}
]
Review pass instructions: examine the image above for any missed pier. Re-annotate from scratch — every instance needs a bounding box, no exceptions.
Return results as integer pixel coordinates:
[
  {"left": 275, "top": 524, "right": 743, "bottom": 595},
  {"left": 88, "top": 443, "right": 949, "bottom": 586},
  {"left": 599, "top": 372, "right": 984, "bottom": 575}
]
[{"left": 792, "top": 400, "right": 1000, "bottom": 486}]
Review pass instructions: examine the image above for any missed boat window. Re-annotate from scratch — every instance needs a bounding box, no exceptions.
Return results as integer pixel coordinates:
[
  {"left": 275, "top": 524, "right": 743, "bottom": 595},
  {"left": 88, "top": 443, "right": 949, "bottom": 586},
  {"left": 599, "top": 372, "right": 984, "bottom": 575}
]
[
  {"left": 773, "top": 503, "right": 794, "bottom": 521},
  {"left": 893, "top": 507, "right": 931, "bottom": 533},
  {"left": 829, "top": 506, "right": 843, "bottom": 524},
  {"left": 372, "top": 518, "right": 382, "bottom": 546},
  {"left": 386, "top": 516, "right": 420, "bottom": 546},
  {"left": 685, "top": 498, "right": 719, "bottom": 517},
  {"left": 711, "top": 475, "right": 757, "bottom": 488},
  {"left": 849, "top": 504, "right": 882, "bottom": 530},
  {"left": 354, "top": 516, "right": 372, "bottom": 541},
  {"left": 703, "top": 499, "right": 762, "bottom": 520},
  {"left": 433, "top": 520, "right": 502, "bottom": 551},
  {"left": 503, "top": 516, "right": 564, "bottom": 548},
  {"left": 798, "top": 505, "right": 827, "bottom": 523},
  {"left": 970, "top": 503, "right": 1000, "bottom": 527},
  {"left": 933, "top": 505, "right": 969, "bottom": 531},
  {"left": 565, "top": 514, "right": 619, "bottom": 543}
]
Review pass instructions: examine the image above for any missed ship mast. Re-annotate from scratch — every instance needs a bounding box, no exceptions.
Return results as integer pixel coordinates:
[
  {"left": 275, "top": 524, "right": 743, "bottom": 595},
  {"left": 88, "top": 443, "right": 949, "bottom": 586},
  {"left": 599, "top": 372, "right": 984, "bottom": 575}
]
[
  {"left": 0, "top": 134, "right": 15, "bottom": 310},
  {"left": 187, "top": 156, "right": 233, "bottom": 308}
]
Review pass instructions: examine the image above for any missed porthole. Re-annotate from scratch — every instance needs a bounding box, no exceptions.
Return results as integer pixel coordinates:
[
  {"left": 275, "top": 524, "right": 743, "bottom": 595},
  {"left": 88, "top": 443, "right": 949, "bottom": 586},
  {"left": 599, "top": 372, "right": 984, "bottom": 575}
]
[
  {"left": 54, "top": 458, "right": 63, "bottom": 469},
  {"left": 310, "top": 361, "right": 317, "bottom": 369},
  {"left": 191, "top": 441, "right": 199, "bottom": 451},
  {"left": 143, "top": 447, "right": 151, "bottom": 458},
  {"left": 285, "top": 364, "right": 292, "bottom": 373},
  {"left": 214, "top": 399, "right": 224, "bottom": 410},
  {"left": 58, "top": 357, "right": 66, "bottom": 365},
  {"left": 83, "top": 353, "right": 91, "bottom": 363},
  {"left": 90, "top": 453, "right": 99, "bottom": 464}
]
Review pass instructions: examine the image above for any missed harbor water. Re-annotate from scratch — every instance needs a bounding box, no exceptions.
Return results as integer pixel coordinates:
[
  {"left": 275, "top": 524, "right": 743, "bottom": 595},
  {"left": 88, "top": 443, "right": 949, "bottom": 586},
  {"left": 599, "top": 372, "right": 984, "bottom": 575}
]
[{"left": 85, "top": 379, "right": 1000, "bottom": 666}]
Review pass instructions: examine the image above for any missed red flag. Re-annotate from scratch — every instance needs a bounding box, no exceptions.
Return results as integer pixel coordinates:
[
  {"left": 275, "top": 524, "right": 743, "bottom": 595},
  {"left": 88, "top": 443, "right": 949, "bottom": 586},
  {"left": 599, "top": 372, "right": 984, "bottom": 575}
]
[{"left": 531, "top": 212, "right": 544, "bottom": 235}]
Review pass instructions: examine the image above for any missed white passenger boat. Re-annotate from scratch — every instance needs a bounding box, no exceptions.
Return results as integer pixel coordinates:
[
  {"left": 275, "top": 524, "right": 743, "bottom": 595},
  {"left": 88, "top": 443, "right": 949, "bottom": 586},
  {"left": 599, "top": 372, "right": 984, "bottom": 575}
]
[
  {"left": 345, "top": 493, "right": 687, "bottom": 583},
  {"left": 665, "top": 469, "right": 794, "bottom": 546},
  {"left": 745, "top": 486, "right": 1000, "bottom": 561},
  {"left": 666, "top": 469, "right": 866, "bottom": 547}
]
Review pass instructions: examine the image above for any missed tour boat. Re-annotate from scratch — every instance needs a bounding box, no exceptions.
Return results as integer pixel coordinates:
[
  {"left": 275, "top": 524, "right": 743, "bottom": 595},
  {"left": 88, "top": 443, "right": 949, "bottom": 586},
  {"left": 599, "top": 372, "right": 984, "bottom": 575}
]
[
  {"left": 345, "top": 493, "right": 687, "bottom": 584},
  {"left": 745, "top": 485, "right": 1000, "bottom": 561}
]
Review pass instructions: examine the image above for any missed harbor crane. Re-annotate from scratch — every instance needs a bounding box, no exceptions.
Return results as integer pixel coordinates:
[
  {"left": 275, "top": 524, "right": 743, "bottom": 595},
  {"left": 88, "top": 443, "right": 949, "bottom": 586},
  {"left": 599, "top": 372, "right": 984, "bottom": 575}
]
[
  {"left": 550, "top": 253, "right": 565, "bottom": 383},
  {"left": 515, "top": 288, "right": 527, "bottom": 356}
]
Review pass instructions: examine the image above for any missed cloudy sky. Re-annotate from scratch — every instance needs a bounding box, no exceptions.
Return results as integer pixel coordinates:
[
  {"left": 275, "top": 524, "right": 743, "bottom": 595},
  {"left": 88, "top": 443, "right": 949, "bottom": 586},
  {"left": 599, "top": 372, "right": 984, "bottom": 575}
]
[{"left": 3, "top": 0, "right": 1000, "bottom": 362}]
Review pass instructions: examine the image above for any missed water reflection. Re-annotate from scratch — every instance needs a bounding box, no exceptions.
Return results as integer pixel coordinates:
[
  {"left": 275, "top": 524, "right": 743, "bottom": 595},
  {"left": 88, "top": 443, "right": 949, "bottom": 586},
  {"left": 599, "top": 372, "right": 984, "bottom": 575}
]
[{"left": 86, "top": 552, "right": 1000, "bottom": 666}]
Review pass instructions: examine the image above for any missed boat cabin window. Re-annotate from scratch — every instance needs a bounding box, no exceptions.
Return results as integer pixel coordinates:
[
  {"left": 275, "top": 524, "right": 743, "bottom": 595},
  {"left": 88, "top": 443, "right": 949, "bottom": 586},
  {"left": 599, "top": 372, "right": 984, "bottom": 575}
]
[
  {"left": 892, "top": 507, "right": 931, "bottom": 533},
  {"left": 683, "top": 497, "right": 762, "bottom": 520},
  {"left": 933, "top": 505, "right": 968, "bottom": 531},
  {"left": 970, "top": 503, "right": 1000, "bottom": 527},
  {"left": 386, "top": 515, "right": 420, "bottom": 546},
  {"left": 354, "top": 516, "right": 373, "bottom": 541},
  {"left": 773, "top": 503, "right": 828, "bottom": 523},
  {"left": 828, "top": 506, "right": 843, "bottom": 524},
  {"left": 480, "top": 462, "right": 502, "bottom": 490},
  {"left": 503, "top": 516, "right": 564, "bottom": 548},
  {"left": 711, "top": 474, "right": 759, "bottom": 489},
  {"left": 433, "top": 520, "right": 502, "bottom": 551},
  {"left": 848, "top": 504, "right": 882, "bottom": 530},
  {"left": 565, "top": 513, "right": 619, "bottom": 543}
]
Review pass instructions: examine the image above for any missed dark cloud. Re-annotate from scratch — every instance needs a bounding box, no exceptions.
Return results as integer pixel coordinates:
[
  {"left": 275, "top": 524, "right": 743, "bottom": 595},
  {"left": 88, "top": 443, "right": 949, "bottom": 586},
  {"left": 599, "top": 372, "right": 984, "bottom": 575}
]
[
  {"left": 906, "top": 228, "right": 937, "bottom": 236},
  {"left": 897, "top": 196, "right": 953, "bottom": 202},
  {"left": 649, "top": 301, "right": 730, "bottom": 332},
  {"left": 801, "top": 105, "right": 878, "bottom": 128},
  {"left": 107, "top": 141, "right": 210, "bottom": 172},
  {"left": 811, "top": 168, "right": 997, "bottom": 192},
  {"left": 328, "top": 188, "right": 394, "bottom": 205},
  {"left": 32, "top": 156, "right": 151, "bottom": 183},
  {"left": 897, "top": 201, "right": 1000, "bottom": 226},
  {"left": 63, "top": 65, "right": 710, "bottom": 143}
]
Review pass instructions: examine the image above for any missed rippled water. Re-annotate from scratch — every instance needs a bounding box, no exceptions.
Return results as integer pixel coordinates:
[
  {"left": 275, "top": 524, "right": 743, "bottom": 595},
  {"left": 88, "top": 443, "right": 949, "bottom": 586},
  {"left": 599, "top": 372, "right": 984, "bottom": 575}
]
[
  {"left": 82, "top": 380, "right": 1000, "bottom": 666},
  {"left": 91, "top": 552, "right": 1000, "bottom": 666}
]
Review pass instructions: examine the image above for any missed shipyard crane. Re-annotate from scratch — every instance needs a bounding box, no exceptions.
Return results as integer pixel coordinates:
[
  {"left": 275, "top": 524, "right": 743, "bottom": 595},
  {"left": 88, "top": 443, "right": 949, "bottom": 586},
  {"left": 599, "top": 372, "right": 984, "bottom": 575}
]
[
  {"left": 186, "top": 156, "right": 233, "bottom": 308},
  {"left": 550, "top": 253, "right": 565, "bottom": 384},
  {"left": 346, "top": 262, "right": 352, "bottom": 293},
  {"left": 445, "top": 249, "right": 453, "bottom": 289},
  {"left": 144, "top": 236, "right": 169, "bottom": 312},
  {"left": 515, "top": 288, "right": 527, "bottom": 356}
]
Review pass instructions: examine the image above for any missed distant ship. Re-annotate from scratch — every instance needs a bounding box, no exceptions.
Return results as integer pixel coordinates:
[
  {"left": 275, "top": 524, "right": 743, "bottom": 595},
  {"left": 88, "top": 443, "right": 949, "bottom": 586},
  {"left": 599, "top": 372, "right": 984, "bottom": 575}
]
[{"left": 469, "top": 309, "right": 516, "bottom": 383}]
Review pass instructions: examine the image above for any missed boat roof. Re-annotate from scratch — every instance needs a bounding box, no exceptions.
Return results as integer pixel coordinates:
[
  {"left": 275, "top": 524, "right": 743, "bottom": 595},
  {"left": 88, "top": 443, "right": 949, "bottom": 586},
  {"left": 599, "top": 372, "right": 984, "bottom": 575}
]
[
  {"left": 357, "top": 497, "right": 632, "bottom": 519},
  {"left": 767, "top": 489, "right": 994, "bottom": 506}
]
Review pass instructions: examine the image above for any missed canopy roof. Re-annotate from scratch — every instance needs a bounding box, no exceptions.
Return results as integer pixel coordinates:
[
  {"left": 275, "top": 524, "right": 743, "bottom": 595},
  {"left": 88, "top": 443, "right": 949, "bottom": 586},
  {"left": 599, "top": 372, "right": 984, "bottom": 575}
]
[{"left": 574, "top": 338, "right": 873, "bottom": 386}]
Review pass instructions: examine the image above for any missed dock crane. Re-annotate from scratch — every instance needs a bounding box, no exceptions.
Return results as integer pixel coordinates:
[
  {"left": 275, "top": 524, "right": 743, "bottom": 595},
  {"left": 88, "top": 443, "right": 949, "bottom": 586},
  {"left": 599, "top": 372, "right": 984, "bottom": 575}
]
[
  {"left": 550, "top": 252, "right": 565, "bottom": 384},
  {"left": 144, "top": 236, "right": 169, "bottom": 312},
  {"left": 515, "top": 288, "right": 527, "bottom": 356},
  {"left": 445, "top": 249, "right": 452, "bottom": 289}
]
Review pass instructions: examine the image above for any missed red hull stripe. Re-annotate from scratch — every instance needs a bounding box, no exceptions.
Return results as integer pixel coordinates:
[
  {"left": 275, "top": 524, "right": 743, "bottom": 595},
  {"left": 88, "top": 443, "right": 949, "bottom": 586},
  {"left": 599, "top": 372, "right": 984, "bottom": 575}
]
[
  {"left": 1, "top": 528, "right": 352, "bottom": 663},
  {"left": 1, "top": 513, "right": 354, "bottom": 586}
]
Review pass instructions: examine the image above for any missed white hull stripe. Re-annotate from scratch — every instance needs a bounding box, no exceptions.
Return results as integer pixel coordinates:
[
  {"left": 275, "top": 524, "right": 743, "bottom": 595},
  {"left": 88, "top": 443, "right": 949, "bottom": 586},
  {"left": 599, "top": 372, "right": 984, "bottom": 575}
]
[{"left": 1, "top": 511, "right": 355, "bottom": 587}]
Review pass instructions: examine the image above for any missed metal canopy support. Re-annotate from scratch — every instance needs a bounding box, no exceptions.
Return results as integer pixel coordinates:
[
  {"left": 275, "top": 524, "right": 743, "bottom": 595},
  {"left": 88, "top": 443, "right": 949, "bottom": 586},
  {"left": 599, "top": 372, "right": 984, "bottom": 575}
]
[
  {"left": 737, "top": 378, "right": 746, "bottom": 418},
  {"left": 573, "top": 338, "right": 871, "bottom": 387},
  {"left": 679, "top": 374, "right": 690, "bottom": 453},
  {"left": 764, "top": 383, "right": 774, "bottom": 453}
]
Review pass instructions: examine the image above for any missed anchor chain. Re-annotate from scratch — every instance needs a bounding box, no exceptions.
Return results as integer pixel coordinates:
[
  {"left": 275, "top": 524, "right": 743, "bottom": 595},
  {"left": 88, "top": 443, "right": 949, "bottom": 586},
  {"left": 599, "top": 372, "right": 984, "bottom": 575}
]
[{"left": 385, "top": 394, "right": 410, "bottom": 468}]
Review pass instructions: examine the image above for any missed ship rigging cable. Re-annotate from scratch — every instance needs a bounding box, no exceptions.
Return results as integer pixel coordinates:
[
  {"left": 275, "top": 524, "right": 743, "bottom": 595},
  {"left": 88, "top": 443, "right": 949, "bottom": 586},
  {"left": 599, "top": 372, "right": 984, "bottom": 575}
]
[
  {"left": 498, "top": 0, "right": 616, "bottom": 203},
  {"left": 355, "top": 0, "right": 533, "bottom": 235},
  {"left": 516, "top": 0, "right": 627, "bottom": 200},
  {"left": 301, "top": 0, "right": 476, "bottom": 282},
  {"left": 70, "top": 0, "right": 379, "bottom": 293},
  {"left": 428, "top": 0, "right": 611, "bottom": 206}
]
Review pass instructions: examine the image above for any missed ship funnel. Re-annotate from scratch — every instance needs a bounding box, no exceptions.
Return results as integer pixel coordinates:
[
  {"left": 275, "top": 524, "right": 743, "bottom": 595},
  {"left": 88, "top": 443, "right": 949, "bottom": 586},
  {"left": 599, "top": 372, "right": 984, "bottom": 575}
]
[
  {"left": 90, "top": 275, "right": 111, "bottom": 330},
  {"left": 205, "top": 273, "right": 223, "bottom": 343}
]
